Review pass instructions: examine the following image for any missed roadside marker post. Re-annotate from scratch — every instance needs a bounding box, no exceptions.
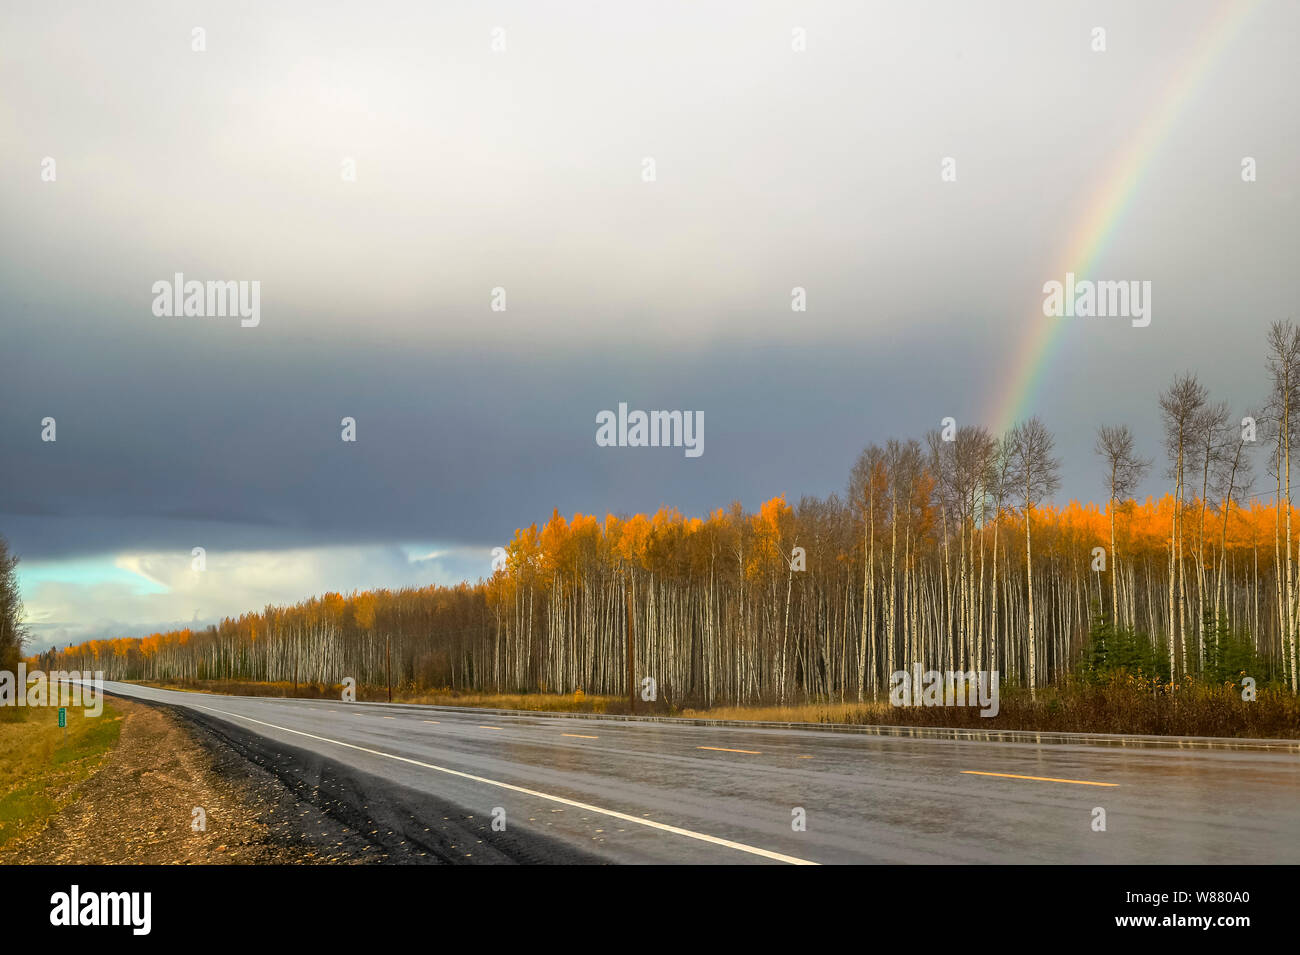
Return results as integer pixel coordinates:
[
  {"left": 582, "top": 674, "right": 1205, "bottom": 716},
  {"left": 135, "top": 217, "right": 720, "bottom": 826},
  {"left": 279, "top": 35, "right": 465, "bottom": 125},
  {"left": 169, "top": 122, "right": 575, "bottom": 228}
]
[{"left": 58, "top": 706, "right": 67, "bottom": 736}]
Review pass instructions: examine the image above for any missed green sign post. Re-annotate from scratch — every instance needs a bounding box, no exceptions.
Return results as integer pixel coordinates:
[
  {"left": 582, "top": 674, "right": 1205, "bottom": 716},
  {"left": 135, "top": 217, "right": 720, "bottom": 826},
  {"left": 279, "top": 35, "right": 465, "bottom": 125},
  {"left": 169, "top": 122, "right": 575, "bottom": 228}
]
[{"left": 58, "top": 707, "right": 66, "bottom": 732}]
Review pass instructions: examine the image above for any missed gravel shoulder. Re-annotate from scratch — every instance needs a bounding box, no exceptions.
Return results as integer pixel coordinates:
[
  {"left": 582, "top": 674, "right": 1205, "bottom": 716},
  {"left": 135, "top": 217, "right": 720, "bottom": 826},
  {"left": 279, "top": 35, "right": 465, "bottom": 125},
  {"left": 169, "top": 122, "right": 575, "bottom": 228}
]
[
  {"left": 3, "top": 698, "right": 303, "bottom": 864},
  {"left": 4, "top": 695, "right": 603, "bottom": 864}
]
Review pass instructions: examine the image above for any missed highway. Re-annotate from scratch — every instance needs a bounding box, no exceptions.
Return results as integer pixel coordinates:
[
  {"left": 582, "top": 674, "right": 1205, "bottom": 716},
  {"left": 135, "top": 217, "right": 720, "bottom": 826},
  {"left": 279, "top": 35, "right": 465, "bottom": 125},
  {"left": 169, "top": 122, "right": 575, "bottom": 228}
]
[{"left": 100, "top": 681, "right": 1300, "bottom": 864}]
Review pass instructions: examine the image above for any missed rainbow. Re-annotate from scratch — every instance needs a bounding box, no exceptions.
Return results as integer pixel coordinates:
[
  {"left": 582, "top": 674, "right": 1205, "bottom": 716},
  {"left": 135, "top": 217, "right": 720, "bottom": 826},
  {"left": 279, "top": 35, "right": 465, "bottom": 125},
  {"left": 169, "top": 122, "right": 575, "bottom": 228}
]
[{"left": 987, "top": 0, "right": 1259, "bottom": 435}]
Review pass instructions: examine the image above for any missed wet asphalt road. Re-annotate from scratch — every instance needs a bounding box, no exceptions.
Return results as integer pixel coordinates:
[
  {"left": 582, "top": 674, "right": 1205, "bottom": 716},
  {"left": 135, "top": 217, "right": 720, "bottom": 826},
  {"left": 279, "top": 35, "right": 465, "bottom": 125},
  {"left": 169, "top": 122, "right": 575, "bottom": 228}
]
[{"left": 99, "top": 681, "right": 1300, "bottom": 864}]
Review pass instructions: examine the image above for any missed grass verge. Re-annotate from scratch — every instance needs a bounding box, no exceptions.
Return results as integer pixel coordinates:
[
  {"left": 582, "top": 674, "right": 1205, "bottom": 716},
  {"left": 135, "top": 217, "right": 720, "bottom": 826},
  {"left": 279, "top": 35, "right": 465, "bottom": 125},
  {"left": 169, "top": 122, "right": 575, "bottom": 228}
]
[{"left": 0, "top": 702, "right": 123, "bottom": 851}]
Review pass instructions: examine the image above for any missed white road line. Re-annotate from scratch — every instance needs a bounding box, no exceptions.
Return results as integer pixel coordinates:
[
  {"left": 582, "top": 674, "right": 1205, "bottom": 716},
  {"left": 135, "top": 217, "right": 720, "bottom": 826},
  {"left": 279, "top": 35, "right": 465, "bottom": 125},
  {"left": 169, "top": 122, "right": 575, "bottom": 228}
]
[{"left": 187, "top": 701, "right": 818, "bottom": 865}]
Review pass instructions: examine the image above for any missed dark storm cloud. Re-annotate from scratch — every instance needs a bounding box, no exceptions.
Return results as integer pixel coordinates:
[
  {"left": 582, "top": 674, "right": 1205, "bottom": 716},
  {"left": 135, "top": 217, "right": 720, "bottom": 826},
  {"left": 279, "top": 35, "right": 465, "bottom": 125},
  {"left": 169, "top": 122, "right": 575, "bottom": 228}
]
[{"left": 2, "top": 307, "right": 975, "bottom": 559}]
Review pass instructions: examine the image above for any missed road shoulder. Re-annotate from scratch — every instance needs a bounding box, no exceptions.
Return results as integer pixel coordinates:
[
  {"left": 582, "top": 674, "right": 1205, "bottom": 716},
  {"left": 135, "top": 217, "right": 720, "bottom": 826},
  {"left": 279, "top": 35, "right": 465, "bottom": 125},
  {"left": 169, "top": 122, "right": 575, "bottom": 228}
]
[{"left": 3, "top": 698, "right": 365, "bottom": 864}]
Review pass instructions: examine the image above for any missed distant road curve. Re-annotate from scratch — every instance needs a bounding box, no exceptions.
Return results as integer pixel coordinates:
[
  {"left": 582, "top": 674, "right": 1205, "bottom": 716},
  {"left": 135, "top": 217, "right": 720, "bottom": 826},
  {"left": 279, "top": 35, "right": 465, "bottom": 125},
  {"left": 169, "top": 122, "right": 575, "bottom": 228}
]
[{"left": 97, "top": 681, "right": 1300, "bottom": 864}]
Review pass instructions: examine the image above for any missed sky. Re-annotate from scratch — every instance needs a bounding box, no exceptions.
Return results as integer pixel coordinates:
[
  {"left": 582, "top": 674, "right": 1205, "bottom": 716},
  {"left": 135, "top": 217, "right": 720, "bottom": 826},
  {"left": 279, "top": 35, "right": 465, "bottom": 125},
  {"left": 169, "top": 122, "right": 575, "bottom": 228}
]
[{"left": 2, "top": 0, "right": 1296, "bottom": 652}]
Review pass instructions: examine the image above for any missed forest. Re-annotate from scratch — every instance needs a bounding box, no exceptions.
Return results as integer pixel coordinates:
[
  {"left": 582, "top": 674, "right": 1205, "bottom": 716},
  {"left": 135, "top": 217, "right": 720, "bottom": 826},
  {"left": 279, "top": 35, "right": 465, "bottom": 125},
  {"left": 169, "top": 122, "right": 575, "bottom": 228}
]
[{"left": 31, "top": 324, "right": 1300, "bottom": 708}]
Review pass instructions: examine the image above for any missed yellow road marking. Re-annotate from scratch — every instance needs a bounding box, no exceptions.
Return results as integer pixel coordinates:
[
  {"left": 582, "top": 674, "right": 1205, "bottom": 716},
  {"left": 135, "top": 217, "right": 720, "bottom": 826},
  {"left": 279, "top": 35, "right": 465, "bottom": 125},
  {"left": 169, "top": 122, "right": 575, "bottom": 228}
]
[
  {"left": 797, "top": 755, "right": 814, "bottom": 759},
  {"left": 423, "top": 720, "right": 440, "bottom": 724},
  {"left": 562, "top": 733, "right": 598, "bottom": 739},
  {"left": 698, "top": 746, "right": 761, "bottom": 755},
  {"left": 479, "top": 725, "right": 502, "bottom": 730},
  {"left": 961, "top": 770, "right": 1118, "bottom": 787},
  {"left": 383, "top": 716, "right": 395, "bottom": 720}
]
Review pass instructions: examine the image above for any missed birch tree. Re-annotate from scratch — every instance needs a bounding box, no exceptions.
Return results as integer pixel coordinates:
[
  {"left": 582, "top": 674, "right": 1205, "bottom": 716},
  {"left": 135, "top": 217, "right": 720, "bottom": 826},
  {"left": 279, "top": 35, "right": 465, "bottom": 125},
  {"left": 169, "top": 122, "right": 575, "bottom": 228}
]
[
  {"left": 1160, "top": 373, "right": 1207, "bottom": 676},
  {"left": 1266, "top": 321, "right": 1300, "bottom": 691},
  {"left": 1006, "top": 417, "right": 1061, "bottom": 698},
  {"left": 1095, "top": 425, "right": 1151, "bottom": 629}
]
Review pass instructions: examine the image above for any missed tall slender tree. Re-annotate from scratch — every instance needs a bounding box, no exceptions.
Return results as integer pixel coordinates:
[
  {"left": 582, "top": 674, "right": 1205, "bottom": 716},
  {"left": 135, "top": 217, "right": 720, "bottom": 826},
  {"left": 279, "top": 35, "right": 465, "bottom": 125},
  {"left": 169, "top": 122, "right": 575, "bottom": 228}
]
[
  {"left": 1006, "top": 417, "right": 1061, "bottom": 698},
  {"left": 0, "top": 535, "right": 25, "bottom": 675},
  {"left": 1095, "top": 425, "right": 1151, "bottom": 629},
  {"left": 1266, "top": 321, "right": 1300, "bottom": 690},
  {"left": 1160, "top": 373, "right": 1208, "bottom": 675}
]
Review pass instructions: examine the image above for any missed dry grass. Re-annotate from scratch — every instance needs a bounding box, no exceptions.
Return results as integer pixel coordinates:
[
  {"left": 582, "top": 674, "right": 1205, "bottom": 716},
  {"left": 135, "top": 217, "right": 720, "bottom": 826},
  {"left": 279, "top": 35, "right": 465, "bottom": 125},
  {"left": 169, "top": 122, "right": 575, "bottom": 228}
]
[
  {"left": 133, "top": 679, "right": 620, "bottom": 713},
  {"left": 684, "top": 680, "right": 1300, "bottom": 738},
  {"left": 394, "top": 689, "right": 620, "bottom": 713},
  {"left": 677, "top": 702, "right": 891, "bottom": 724},
  {"left": 131, "top": 677, "right": 1300, "bottom": 738}
]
